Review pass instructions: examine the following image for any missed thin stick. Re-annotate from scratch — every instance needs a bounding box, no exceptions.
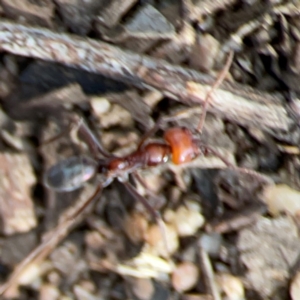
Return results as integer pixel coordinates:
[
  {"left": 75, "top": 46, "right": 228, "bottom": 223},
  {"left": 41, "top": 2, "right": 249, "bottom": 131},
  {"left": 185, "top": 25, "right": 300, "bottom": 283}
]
[
  {"left": 199, "top": 247, "right": 221, "bottom": 300},
  {"left": 133, "top": 172, "right": 165, "bottom": 209},
  {"left": 197, "top": 50, "right": 234, "bottom": 133},
  {"left": 0, "top": 184, "right": 103, "bottom": 296},
  {"left": 76, "top": 117, "right": 113, "bottom": 159},
  {"left": 0, "top": 20, "right": 291, "bottom": 132}
]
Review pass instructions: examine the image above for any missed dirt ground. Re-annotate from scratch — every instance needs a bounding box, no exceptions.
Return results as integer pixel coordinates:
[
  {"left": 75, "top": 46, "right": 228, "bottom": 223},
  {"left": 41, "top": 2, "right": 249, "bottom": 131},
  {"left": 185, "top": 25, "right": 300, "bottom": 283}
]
[{"left": 0, "top": 0, "right": 299, "bottom": 300}]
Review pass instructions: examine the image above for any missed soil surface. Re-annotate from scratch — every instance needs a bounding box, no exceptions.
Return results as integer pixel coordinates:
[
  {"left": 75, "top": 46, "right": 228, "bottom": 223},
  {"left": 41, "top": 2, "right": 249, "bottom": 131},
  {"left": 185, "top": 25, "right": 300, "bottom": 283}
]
[{"left": 0, "top": 1, "right": 299, "bottom": 300}]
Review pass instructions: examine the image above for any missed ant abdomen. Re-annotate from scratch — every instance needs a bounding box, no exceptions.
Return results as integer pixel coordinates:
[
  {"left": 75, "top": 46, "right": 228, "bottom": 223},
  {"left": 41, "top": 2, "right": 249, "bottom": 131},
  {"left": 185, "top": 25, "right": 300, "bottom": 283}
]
[
  {"left": 44, "top": 156, "right": 98, "bottom": 192},
  {"left": 164, "top": 127, "right": 199, "bottom": 165}
]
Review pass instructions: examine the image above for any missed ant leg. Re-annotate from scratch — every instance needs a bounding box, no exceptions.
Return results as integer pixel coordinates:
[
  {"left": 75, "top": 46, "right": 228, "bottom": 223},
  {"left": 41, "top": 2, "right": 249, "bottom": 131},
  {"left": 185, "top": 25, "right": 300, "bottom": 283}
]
[
  {"left": 0, "top": 183, "right": 103, "bottom": 296},
  {"left": 196, "top": 141, "right": 274, "bottom": 185},
  {"left": 137, "top": 117, "right": 165, "bottom": 149},
  {"left": 39, "top": 113, "right": 80, "bottom": 147},
  {"left": 132, "top": 172, "right": 166, "bottom": 209},
  {"left": 197, "top": 50, "right": 234, "bottom": 134},
  {"left": 136, "top": 51, "right": 234, "bottom": 149},
  {"left": 40, "top": 114, "right": 114, "bottom": 159},
  {"left": 137, "top": 113, "right": 191, "bottom": 150},
  {"left": 122, "top": 181, "right": 170, "bottom": 256},
  {"left": 40, "top": 120, "right": 73, "bottom": 147},
  {"left": 76, "top": 117, "right": 114, "bottom": 159}
]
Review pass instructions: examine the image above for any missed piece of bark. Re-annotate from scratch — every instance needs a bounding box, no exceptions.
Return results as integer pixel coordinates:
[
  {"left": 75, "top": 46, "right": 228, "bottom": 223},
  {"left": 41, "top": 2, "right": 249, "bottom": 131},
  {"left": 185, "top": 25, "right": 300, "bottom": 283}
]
[
  {"left": 55, "top": 0, "right": 106, "bottom": 35},
  {"left": 238, "top": 216, "right": 300, "bottom": 298},
  {"left": 5, "top": 83, "right": 87, "bottom": 120},
  {"left": 106, "top": 91, "right": 154, "bottom": 130},
  {"left": 97, "top": 0, "right": 138, "bottom": 28},
  {"left": 206, "top": 204, "right": 267, "bottom": 234},
  {"left": 97, "top": 4, "right": 175, "bottom": 53},
  {"left": 152, "top": 21, "right": 195, "bottom": 64},
  {"left": 0, "top": 183, "right": 102, "bottom": 297},
  {"left": 1, "top": 0, "right": 54, "bottom": 27},
  {"left": 0, "top": 152, "right": 36, "bottom": 235},
  {"left": 183, "top": 0, "right": 237, "bottom": 22},
  {"left": 121, "top": 4, "right": 175, "bottom": 53},
  {"left": 0, "top": 20, "right": 293, "bottom": 133}
]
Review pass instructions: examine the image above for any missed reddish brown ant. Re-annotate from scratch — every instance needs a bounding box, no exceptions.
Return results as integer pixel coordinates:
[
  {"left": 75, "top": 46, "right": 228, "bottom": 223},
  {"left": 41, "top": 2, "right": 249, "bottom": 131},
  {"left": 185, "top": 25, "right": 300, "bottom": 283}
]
[
  {"left": 0, "top": 51, "right": 271, "bottom": 295},
  {"left": 43, "top": 50, "right": 271, "bottom": 250},
  {"left": 44, "top": 52, "right": 235, "bottom": 194},
  {"left": 45, "top": 52, "right": 269, "bottom": 190}
]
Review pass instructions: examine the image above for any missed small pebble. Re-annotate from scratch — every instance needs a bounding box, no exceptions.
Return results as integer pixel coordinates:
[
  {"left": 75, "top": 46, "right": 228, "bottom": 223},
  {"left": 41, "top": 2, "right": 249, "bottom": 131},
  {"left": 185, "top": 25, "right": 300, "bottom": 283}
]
[
  {"left": 99, "top": 104, "right": 134, "bottom": 128},
  {"left": 18, "top": 263, "right": 40, "bottom": 285},
  {"left": 90, "top": 96, "right": 111, "bottom": 115},
  {"left": 262, "top": 184, "right": 300, "bottom": 216},
  {"left": 77, "top": 280, "right": 96, "bottom": 293},
  {"left": 85, "top": 230, "right": 106, "bottom": 250},
  {"left": 102, "top": 130, "right": 139, "bottom": 152},
  {"left": 290, "top": 271, "right": 300, "bottom": 300},
  {"left": 46, "top": 270, "right": 61, "bottom": 286},
  {"left": 172, "top": 262, "right": 199, "bottom": 292},
  {"left": 145, "top": 223, "right": 179, "bottom": 256},
  {"left": 73, "top": 284, "right": 98, "bottom": 300},
  {"left": 130, "top": 277, "right": 154, "bottom": 300},
  {"left": 39, "top": 284, "right": 60, "bottom": 300},
  {"left": 143, "top": 90, "right": 163, "bottom": 109},
  {"left": 199, "top": 233, "right": 222, "bottom": 257},
  {"left": 173, "top": 203, "right": 204, "bottom": 237},
  {"left": 189, "top": 34, "right": 220, "bottom": 72},
  {"left": 124, "top": 212, "right": 148, "bottom": 244},
  {"left": 216, "top": 273, "right": 245, "bottom": 300}
]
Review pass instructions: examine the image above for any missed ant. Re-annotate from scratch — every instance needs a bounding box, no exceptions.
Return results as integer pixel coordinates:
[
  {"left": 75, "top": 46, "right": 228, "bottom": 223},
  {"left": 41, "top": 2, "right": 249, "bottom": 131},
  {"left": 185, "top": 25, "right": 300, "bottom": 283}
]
[
  {"left": 43, "top": 50, "right": 270, "bottom": 249},
  {"left": 0, "top": 51, "right": 272, "bottom": 295},
  {"left": 44, "top": 53, "right": 236, "bottom": 194}
]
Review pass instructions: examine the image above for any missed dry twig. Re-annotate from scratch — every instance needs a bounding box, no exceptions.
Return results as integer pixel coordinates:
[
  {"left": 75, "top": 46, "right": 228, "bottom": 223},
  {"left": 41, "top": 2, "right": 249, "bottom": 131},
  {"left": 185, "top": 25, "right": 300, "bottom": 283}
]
[
  {"left": 0, "top": 184, "right": 102, "bottom": 296},
  {"left": 0, "top": 19, "right": 292, "bottom": 132}
]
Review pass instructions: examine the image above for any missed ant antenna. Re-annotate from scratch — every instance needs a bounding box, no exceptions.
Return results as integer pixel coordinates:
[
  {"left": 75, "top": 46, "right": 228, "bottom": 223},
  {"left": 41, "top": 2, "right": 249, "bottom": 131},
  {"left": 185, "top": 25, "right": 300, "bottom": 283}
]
[{"left": 197, "top": 50, "right": 234, "bottom": 133}]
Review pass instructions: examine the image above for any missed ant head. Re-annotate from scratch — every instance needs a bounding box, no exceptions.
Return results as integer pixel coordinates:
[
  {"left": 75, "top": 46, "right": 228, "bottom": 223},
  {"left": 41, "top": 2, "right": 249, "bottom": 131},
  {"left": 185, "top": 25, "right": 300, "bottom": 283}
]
[{"left": 97, "top": 159, "right": 109, "bottom": 174}]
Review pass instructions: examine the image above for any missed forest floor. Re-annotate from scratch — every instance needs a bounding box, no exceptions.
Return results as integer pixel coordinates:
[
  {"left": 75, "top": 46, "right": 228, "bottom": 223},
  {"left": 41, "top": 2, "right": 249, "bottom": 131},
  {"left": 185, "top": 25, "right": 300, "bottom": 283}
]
[{"left": 0, "top": 1, "right": 299, "bottom": 300}]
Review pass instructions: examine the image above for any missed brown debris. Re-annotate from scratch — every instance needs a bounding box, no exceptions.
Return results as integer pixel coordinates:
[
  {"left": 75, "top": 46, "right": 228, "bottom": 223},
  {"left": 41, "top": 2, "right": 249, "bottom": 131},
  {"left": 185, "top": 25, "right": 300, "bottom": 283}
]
[
  {"left": 189, "top": 34, "right": 220, "bottom": 72},
  {"left": 238, "top": 216, "right": 300, "bottom": 298},
  {"left": 55, "top": 0, "right": 106, "bottom": 35},
  {"left": 151, "top": 21, "right": 194, "bottom": 63},
  {"left": 172, "top": 261, "right": 199, "bottom": 292},
  {"left": 0, "top": 1, "right": 299, "bottom": 299},
  {"left": 107, "top": 91, "right": 154, "bottom": 130},
  {"left": 1, "top": 0, "right": 54, "bottom": 27},
  {"left": 0, "top": 20, "right": 292, "bottom": 133},
  {"left": 97, "top": 0, "right": 138, "bottom": 29},
  {"left": 127, "top": 277, "right": 154, "bottom": 300},
  {"left": 0, "top": 152, "right": 36, "bottom": 235},
  {"left": 290, "top": 271, "right": 300, "bottom": 300},
  {"left": 98, "top": 4, "right": 175, "bottom": 53}
]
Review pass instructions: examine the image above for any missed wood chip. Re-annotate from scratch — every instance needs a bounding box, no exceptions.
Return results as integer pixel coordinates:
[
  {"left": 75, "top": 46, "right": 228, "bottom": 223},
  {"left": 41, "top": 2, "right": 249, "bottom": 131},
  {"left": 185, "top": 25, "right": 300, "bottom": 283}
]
[
  {"left": 0, "top": 152, "right": 36, "bottom": 235},
  {"left": 97, "top": 0, "right": 138, "bottom": 28},
  {"left": 2, "top": 0, "right": 54, "bottom": 27},
  {"left": 238, "top": 216, "right": 300, "bottom": 297}
]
